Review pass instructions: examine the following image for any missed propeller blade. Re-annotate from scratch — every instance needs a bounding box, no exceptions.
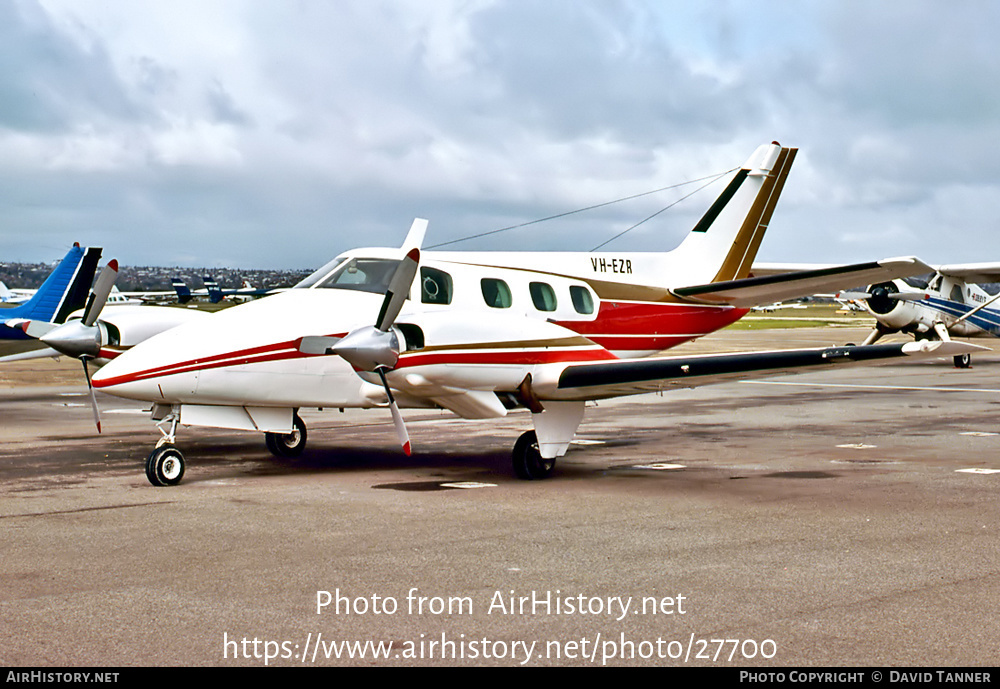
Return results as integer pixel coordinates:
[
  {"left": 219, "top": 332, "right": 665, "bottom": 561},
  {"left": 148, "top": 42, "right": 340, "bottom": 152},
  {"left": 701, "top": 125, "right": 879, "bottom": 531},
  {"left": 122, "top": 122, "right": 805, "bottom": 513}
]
[
  {"left": 377, "top": 367, "right": 410, "bottom": 456},
  {"left": 887, "top": 290, "right": 930, "bottom": 302},
  {"left": 83, "top": 259, "right": 119, "bottom": 327},
  {"left": 375, "top": 247, "right": 420, "bottom": 332},
  {"left": 82, "top": 358, "right": 102, "bottom": 434},
  {"left": 12, "top": 319, "right": 58, "bottom": 339},
  {"left": 375, "top": 219, "right": 427, "bottom": 332}
]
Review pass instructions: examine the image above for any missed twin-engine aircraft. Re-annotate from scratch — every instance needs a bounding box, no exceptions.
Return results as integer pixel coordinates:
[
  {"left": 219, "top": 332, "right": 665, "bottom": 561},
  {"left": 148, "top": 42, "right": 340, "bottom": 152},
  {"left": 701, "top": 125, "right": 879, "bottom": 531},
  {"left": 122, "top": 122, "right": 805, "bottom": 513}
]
[
  {"left": 89, "top": 142, "right": 981, "bottom": 486},
  {"left": 849, "top": 264, "right": 1000, "bottom": 368}
]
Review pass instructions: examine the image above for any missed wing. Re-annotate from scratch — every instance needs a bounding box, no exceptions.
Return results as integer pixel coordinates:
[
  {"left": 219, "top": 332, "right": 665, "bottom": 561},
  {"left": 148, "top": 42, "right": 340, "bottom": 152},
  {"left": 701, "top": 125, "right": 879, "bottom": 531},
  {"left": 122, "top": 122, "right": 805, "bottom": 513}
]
[
  {"left": 935, "top": 262, "right": 1000, "bottom": 284},
  {"left": 676, "top": 257, "right": 935, "bottom": 307},
  {"left": 533, "top": 340, "right": 986, "bottom": 401}
]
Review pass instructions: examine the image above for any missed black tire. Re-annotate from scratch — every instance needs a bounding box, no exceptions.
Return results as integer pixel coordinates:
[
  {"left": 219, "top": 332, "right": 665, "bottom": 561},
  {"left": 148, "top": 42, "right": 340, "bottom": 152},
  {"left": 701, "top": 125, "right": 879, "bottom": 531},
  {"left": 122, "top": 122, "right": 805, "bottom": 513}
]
[
  {"left": 265, "top": 412, "right": 307, "bottom": 458},
  {"left": 146, "top": 445, "right": 185, "bottom": 487},
  {"left": 512, "top": 430, "right": 555, "bottom": 480},
  {"left": 954, "top": 353, "right": 972, "bottom": 369}
]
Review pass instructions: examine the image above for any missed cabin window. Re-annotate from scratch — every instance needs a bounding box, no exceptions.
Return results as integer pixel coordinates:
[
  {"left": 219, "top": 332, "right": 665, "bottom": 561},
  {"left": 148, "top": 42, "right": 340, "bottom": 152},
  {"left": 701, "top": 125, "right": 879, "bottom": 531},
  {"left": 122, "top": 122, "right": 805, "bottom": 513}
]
[
  {"left": 481, "top": 278, "right": 513, "bottom": 308},
  {"left": 529, "top": 282, "right": 557, "bottom": 312},
  {"left": 570, "top": 285, "right": 594, "bottom": 314},
  {"left": 421, "top": 267, "right": 453, "bottom": 305}
]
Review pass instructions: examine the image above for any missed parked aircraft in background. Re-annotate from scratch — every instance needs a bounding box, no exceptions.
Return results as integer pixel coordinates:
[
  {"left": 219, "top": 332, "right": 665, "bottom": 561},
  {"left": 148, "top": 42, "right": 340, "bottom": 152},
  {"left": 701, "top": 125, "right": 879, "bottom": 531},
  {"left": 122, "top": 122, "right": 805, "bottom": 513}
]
[
  {"left": 844, "top": 264, "right": 1000, "bottom": 367},
  {"left": 0, "top": 243, "right": 101, "bottom": 360},
  {"left": 0, "top": 282, "right": 33, "bottom": 304},
  {"left": 84, "top": 142, "right": 980, "bottom": 487},
  {"left": 202, "top": 276, "right": 283, "bottom": 303},
  {"left": 17, "top": 259, "right": 210, "bottom": 430}
]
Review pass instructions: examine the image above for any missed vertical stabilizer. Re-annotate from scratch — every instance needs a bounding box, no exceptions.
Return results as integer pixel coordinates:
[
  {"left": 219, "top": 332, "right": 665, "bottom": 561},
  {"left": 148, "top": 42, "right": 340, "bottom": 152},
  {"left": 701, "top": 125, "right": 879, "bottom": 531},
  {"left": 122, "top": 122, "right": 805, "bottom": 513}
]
[
  {"left": 6, "top": 244, "right": 102, "bottom": 323},
  {"left": 672, "top": 142, "right": 796, "bottom": 285}
]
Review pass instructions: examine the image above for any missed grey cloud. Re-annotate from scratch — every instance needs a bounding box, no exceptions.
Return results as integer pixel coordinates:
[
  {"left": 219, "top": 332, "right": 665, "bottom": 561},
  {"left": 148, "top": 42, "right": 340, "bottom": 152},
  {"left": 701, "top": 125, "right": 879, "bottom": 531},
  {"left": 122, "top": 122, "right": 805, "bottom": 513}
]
[{"left": 0, "top": 0, "right": 141, "bottom": 132}]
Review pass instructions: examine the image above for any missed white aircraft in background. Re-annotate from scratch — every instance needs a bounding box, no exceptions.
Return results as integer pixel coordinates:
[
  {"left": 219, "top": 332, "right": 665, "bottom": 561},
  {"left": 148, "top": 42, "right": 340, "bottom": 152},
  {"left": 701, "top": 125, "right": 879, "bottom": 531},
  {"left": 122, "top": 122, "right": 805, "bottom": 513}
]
[
  {"left": 844, "top": 264, "right": 1000, "bottom": 368},
  {"left": 18, "top": 260, "right": 210, "bottom": 431},
  {"left": 87, "top": 142, "right": 980, "bottom": 486},
  {"left": 0, "top": 282, "right": 33, "bottom": 304}
]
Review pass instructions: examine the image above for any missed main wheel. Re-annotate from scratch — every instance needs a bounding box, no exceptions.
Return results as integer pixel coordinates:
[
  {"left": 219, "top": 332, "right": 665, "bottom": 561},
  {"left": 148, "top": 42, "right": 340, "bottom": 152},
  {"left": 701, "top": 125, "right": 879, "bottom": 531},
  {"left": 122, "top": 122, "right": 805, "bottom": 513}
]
[
  {"left": 954, "top": 353, "right": 972, "bottom": 369},
  {"left": 512, "top": 430, "right": 555, "bottom": 480},
  {"left": 146, "top": 445, "right": 185, "bottom": 487},
  {"left": 265, "top": 412, "right": 307, "bottom": 458}
]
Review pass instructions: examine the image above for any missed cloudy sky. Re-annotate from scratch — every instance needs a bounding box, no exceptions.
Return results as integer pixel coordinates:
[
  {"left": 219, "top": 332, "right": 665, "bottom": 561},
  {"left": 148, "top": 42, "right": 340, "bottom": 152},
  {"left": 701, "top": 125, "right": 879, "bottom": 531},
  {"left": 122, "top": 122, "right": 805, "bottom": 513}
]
[{"left": 1, "top": 0, "right": 998, "bottom": 270}]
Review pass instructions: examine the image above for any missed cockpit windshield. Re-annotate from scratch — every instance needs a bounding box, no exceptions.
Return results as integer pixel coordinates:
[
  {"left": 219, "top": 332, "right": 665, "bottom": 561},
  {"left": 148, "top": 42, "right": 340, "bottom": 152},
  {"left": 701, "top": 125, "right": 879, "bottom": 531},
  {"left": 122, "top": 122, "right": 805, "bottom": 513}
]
[
  {"left": 311, "top": 257, "right": 399, "bottom": 295},
  {"left": 294, "top": 257, "right": 347, "bottom": 289}
]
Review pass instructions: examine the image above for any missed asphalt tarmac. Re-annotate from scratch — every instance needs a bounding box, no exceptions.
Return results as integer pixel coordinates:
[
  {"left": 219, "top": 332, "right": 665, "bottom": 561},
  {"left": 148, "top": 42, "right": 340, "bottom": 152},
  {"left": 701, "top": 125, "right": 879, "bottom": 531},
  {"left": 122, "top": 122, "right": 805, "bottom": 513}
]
[{"left": 2, "top": 327, "right": 998, "bottom": 667}]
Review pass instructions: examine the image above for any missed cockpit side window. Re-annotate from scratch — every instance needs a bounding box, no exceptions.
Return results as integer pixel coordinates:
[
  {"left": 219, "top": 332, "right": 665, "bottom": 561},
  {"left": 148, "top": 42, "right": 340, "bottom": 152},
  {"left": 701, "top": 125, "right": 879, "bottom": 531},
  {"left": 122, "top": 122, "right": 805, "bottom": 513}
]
[{"left": 421, "top": 267, "right": 453, "bottom": 305}]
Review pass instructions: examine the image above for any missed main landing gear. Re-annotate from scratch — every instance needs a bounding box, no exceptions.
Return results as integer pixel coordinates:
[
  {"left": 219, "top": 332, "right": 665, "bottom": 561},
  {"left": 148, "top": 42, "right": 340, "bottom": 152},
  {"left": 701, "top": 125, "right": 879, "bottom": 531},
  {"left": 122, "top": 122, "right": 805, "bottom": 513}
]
[
  {"left": 265, "top": 412, "right": 308, "bottom": 458},
  {"left": 512, "top": 430, "right": 555, "bottom": 480}
]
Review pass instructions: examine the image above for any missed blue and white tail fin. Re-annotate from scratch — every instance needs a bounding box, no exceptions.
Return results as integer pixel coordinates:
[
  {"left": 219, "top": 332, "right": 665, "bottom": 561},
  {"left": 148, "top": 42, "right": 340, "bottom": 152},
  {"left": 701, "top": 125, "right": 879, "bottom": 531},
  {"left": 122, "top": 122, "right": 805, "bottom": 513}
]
[
  {"left": 172, "top": 278, "right": 192, "bottom": 304},
  {"left": 203, "top": 276, "right": 223, "bottom": 304},
  {"left": 2, "top": 244, "right": 102, "bottom": 324},
  {"left": 669, "top": 142, "right": 797, "bottom": 286}
]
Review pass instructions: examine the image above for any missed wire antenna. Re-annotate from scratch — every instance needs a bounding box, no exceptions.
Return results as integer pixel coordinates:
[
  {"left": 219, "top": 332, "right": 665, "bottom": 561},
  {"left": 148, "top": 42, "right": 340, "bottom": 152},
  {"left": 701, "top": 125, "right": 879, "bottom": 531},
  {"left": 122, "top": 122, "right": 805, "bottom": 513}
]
[{"left": 426, "top": 168, "right": 738, "bottom": 250}]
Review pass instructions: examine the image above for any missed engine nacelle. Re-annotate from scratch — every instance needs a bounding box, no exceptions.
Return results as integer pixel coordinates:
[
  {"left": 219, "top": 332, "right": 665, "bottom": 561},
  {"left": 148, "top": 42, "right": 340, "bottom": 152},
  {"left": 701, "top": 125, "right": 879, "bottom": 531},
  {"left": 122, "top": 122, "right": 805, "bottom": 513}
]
[{"left": 864, "top": 281, "right": 924, "bottom": 331}]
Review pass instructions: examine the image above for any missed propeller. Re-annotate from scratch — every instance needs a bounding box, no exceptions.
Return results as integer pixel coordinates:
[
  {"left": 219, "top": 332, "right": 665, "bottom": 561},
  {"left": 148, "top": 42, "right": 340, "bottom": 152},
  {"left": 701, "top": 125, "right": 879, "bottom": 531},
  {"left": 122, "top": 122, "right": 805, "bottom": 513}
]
[
  {"left": 303, "top": 219, "right": 427, "bottom": 455},
  {"left": 38, "top": 259, "right": 120, "bottom": 433}
]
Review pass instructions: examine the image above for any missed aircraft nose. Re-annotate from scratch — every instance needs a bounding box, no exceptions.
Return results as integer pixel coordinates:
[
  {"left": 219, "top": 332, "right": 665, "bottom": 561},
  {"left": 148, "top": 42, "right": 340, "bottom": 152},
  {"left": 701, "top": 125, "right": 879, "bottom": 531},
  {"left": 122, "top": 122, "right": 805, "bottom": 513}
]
[{"left": 90, "top": 348, "right": 168, "bottom": 401}]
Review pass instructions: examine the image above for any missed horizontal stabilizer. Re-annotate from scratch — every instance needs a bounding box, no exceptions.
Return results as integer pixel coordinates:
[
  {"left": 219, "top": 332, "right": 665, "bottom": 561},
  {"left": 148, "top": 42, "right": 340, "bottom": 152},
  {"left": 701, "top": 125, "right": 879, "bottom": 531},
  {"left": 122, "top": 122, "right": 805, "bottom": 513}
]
[{"left": 672, "top": 257, "right": 934, "bottom": 308}]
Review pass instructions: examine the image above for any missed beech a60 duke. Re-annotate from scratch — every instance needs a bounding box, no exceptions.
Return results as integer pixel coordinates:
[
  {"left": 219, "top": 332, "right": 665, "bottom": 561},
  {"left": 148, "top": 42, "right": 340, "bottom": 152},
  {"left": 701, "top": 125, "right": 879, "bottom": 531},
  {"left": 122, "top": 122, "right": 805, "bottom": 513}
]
[{"left": 91, "top": 142, "right": 981, "bottom": 486}]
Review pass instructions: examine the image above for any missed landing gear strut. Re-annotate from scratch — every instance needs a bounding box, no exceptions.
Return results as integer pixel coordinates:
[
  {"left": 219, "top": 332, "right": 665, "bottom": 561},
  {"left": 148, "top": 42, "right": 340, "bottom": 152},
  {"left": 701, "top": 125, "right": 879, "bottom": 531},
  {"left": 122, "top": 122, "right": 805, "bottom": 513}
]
[
  {"left": 265, "top": 411, "right": 307, "bottom": 458},
  {"left": 145, "top": 409, "right": 185, "bottom": 487},
  {"left": 512, "top": 430, "right": 555, "bottom": 480}
]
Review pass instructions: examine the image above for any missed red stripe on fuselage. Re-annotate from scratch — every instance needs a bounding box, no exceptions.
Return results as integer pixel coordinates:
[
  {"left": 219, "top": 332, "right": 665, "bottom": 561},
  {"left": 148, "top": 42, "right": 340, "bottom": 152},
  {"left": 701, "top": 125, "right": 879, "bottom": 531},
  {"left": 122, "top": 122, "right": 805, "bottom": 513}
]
[
  {"left": 92, "top": 338, "right": 316, "bottom": 389},
  {"left": 555, "top": 301, "right": 747, "bottom": 350}
]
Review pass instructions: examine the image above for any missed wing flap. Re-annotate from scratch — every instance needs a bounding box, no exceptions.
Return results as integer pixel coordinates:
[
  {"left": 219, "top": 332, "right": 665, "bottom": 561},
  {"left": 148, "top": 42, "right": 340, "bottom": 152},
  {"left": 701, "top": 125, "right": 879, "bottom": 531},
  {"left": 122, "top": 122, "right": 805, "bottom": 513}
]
[
  {"left": 672, "top": 257, "right": 934, "bottom": 307},
  {"left": 536, "top": 340, "right": 987, "bottom": 401}
]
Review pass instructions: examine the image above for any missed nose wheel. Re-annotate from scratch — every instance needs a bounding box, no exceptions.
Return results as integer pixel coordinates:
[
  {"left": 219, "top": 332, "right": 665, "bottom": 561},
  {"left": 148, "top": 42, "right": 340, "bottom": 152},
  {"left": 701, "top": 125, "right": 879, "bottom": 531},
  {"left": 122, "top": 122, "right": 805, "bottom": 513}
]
[{"left": 146, "top": 445, "right": 185, "bottom": 486}]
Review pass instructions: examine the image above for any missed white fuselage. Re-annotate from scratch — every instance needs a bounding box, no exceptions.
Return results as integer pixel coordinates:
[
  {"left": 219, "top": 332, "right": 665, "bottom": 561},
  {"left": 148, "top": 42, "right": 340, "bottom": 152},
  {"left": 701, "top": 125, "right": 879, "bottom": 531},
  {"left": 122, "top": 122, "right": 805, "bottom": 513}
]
[{"left": 91, "top": 250, "right": 747, "bottom": 411}]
